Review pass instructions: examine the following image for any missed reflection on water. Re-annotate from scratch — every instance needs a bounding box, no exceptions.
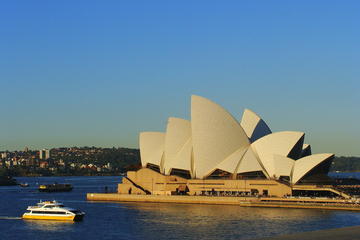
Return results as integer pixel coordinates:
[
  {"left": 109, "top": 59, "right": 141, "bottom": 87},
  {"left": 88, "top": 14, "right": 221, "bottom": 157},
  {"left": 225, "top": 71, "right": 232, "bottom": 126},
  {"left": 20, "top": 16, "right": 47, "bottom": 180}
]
[
  {"left": 126, "top": 202, "right": 331, "bottom": 220},
  {"left": 24, "top": 220, "right": 74, "bottom": 232},
  {"left": 117, "top": 203, "right": 343, "bottom": 240}
]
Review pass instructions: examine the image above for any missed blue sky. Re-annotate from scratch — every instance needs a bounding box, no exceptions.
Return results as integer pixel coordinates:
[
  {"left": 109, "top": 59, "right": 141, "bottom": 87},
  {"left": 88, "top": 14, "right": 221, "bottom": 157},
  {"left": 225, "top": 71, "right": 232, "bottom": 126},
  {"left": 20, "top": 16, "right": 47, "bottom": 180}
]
[{"left": 0, "top": 1, "right": 359, "bottom": 156}]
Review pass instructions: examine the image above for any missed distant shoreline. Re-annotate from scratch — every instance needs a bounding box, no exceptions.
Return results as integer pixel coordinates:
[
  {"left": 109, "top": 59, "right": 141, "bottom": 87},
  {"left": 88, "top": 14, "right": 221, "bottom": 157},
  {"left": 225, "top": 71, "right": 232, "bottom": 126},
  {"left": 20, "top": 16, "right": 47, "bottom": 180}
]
[
  {"left": 11, "top": 173, "right": 125, "bottom": 178},
  {"left": 9, "top": 171, "right": 360, "bottom": 178}
]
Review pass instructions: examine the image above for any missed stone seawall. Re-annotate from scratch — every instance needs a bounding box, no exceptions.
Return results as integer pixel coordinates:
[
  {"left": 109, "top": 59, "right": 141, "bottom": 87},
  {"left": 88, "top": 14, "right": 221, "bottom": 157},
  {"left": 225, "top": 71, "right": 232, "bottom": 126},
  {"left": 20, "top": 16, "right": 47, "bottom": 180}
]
[
  {"left": 87, "top": 193, "right": 254, "bottom": 205},
  {"left": 87, "top": 193, "right": 360, "bottom": 211}
]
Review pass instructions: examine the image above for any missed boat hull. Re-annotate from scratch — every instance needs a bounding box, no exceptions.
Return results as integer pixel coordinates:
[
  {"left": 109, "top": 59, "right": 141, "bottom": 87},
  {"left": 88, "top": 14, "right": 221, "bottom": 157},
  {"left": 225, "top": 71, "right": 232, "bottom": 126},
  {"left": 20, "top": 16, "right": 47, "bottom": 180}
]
[
  {"left": 22, "top": 214, "right": 84, "bottom": 221},
  {"left": 73, "top": 214, "right": 85, "bottom": 221}
]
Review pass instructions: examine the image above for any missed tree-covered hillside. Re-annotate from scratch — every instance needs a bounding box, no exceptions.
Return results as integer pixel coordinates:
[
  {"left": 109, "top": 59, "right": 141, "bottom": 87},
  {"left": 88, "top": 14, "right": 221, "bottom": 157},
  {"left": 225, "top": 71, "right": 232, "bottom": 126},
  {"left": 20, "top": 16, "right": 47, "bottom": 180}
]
[{"left": 331, "top": 156, "right": 360, "bottom": 172}]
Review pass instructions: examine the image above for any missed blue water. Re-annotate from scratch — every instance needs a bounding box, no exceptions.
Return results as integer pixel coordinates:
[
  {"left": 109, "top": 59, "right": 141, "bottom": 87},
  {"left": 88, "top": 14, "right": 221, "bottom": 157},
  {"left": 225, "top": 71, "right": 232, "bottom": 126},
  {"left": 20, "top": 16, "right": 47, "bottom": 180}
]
[{"left": 1, "top": 174, "right": 360, "bottom": 240}]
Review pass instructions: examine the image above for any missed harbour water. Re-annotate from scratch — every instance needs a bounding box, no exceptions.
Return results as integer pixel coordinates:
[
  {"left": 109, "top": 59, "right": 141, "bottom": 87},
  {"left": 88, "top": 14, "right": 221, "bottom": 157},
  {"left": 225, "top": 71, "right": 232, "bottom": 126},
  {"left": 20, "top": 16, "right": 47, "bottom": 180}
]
[{"left": 1, "top": 174, "right": 360, "bottom": 240}]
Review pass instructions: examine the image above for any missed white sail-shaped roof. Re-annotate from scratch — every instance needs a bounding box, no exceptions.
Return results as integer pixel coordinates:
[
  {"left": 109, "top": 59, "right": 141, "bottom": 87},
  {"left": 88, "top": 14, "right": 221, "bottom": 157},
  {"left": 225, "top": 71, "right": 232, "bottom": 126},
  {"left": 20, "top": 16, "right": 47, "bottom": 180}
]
[
  {"left": 163, "top": 118, "right": 192, "bottom": 175},
  {"left": 215, "top": 147, "right": 248, "bottom": 174},
  {"left": 170, "top": 138, "right": 192, "bottom": 173},
  {"left": 139, "top": 132, "right": 165, "bottom": 172},
  {"left": 191, "top": 95, "right": 250, "bottom": 179},
  {"left": 240, "top": 109, "right": 272, "bottom": 142},
  {"left": 236, "top": 147, "right": 264, "bottom": 174},
  {"left": 273, "top": 155, "right": 295, "bottom": 179},
  {"left": 139, "top": 95, "right": 335, "bottom": 183},
  {"left": 291, "top": 153, "right": 334, "bottom": 185},
  {"left": 301, "top": 144, "right": 312, "bottom": 157},
  {"left": 251, "top": 131, "right": 304, "bottom": 178}
]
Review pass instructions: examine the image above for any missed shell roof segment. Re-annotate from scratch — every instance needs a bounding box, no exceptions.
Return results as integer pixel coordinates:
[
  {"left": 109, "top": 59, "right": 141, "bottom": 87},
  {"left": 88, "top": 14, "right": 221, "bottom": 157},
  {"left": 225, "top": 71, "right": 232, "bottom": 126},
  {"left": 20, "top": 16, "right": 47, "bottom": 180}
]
[
  {"left": 273, "top": 155, "right": 295, "bottom": 179},
  {"left": 236, "top": 147, "right": 264, "bottom": 174},
  {"left": 240, "top": 109, "right": 272, "bottom": 142},
  {"left": 163, "top": 118, "right": 192, "bottom": 175},
  {"left": 301, "top": 144, "right": 312, "bottom": 158},
  {"left": 248, "top": 131, "right": 304, "bottom": 178},
  {"left": 191, "top": 95, "right": 250, "bottom": 179},
  {"left": 215, "top": 147, "right": 249, "bottom": 174},
  {"left": 139, "top": 132, "right": 165, "bottom": 172},
  {"left": 292, "top": 153, "right": 334, "bottom": 185}
]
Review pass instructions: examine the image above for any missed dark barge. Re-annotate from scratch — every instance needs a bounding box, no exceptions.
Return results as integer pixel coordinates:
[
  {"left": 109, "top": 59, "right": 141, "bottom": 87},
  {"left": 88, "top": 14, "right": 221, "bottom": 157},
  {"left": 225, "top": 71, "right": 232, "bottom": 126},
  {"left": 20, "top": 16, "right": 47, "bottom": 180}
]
[{"left": 39, "top": 183, "right": 73, "bottom": 192}]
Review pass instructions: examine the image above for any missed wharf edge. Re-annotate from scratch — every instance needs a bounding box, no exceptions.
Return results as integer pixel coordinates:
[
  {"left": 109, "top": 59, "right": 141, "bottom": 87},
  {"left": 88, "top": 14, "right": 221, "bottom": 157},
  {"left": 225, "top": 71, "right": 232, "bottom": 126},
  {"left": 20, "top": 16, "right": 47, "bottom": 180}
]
[{"left": 87, "top": 193, "right": 360, "bottom": 211}]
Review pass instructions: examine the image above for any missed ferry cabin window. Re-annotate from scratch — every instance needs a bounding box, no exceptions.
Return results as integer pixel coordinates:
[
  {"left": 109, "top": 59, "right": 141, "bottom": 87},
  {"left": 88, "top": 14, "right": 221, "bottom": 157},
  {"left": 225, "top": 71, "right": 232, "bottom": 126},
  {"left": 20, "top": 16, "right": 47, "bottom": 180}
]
[{"left": 31, "top": 211, "right": 66, "bottom": 215}]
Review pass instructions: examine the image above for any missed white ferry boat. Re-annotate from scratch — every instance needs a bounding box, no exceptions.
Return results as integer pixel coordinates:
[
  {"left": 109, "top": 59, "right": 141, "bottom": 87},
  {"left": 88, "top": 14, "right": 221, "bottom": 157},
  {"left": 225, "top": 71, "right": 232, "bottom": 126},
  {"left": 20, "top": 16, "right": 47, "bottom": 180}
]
[{"left": 22, "top": 200, "right": 85, "bottom": 221}]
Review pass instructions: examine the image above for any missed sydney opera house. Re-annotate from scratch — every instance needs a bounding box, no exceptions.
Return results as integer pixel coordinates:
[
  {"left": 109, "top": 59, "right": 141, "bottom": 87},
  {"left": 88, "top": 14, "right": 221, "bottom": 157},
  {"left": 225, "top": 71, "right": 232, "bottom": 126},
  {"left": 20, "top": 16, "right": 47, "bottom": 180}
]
[{"left": 118, "top": 95, "right": 347, "bottom": 198}]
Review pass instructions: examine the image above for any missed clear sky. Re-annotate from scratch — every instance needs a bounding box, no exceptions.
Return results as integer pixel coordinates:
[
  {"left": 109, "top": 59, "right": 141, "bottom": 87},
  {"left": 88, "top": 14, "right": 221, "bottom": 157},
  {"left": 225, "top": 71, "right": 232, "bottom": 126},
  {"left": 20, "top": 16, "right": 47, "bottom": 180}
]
[{"left": 0, "top": 1, "right": 359, "bottom": 156}]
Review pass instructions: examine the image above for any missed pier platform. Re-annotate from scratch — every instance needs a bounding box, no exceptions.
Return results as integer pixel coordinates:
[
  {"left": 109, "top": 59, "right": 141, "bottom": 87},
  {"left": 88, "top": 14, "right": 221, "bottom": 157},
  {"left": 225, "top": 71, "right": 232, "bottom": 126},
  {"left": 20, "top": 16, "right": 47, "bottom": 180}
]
[
  {"left": 87, "top": 193, "right": 360, "bottom": 211},
  {"left": 87, "top": 193, "right": 256, "bottom": 205}
]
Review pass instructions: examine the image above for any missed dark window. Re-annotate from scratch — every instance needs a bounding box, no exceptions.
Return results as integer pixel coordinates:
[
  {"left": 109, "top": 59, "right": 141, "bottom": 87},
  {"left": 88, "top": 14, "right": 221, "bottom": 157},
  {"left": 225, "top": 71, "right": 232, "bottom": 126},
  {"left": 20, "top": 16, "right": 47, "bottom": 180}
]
[
  {"left": 206, "top": 169, "right": 232, "bottom": 179},
  {"left": 146, "top": 163, "right": 160, "bottom": 173},
  {"left": 170, "top": 169, "right": 191, "bottom": 179},
  {"left": 31, "top": 211, "right": 66, "bottom": 215},
  {"left": 237, "top": 171, "right": 267, "bottom": 179}
]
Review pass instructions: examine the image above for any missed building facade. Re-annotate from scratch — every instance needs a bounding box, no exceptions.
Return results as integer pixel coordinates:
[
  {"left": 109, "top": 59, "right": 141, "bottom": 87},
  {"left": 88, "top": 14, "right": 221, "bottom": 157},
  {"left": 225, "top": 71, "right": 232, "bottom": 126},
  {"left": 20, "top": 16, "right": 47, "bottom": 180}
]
[{"left": 39, "top": 149, "right": 50, "bottom": 160}]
